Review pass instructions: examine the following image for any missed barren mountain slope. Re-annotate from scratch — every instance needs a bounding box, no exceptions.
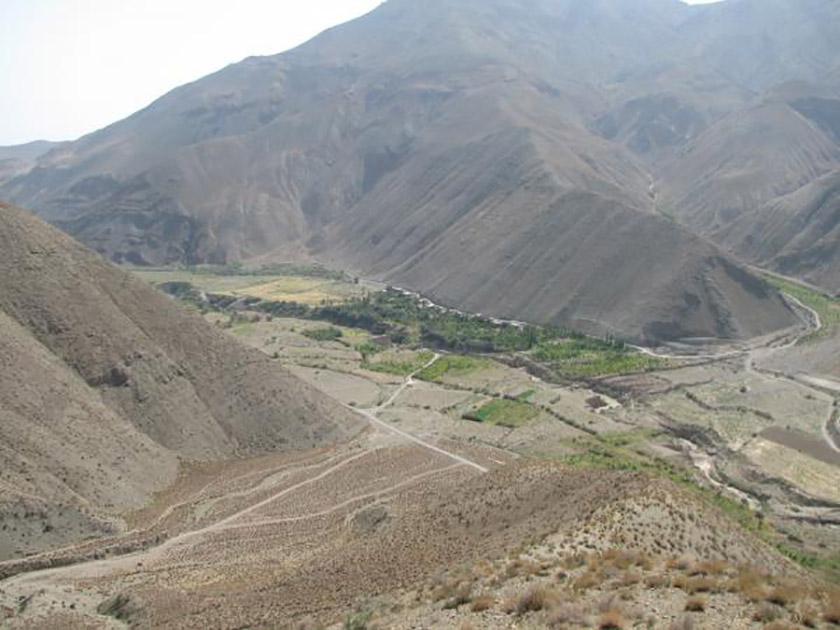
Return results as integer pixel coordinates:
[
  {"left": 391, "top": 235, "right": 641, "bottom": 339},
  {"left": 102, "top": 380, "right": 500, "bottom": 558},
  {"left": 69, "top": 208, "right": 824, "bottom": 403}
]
[
  {"left": 1, "top": 454, "right": 803, "bottom": 630},
  {"left": 0, "top": 203, "right": 359, "bottom": 560},
  {"left": 659, "top": 99, "right": 840, "bottom": 234},
  {"left": 717, "top": 171, "right": 840, "bottom": 292},
  {"left": 315, "top": 102, "right": 796, "bottom": 342},
  {"left": 0, "top": 140, "right": 59, "bottom": 186},
  {"left": 0, "top": 310, "right": 179, "bottom": 560},
  {"left": 0, "top": 0, "right": 805, "bottom": 342}
]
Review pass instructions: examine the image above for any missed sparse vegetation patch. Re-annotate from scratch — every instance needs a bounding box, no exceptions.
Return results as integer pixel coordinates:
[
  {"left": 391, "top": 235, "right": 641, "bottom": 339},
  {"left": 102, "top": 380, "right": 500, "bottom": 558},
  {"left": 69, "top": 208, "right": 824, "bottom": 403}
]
[
  {"left": 465, "top": 398, "right": 540, "bottom": 428},
  {"left": 417, "top": 355, "right": 490, "bottom": 382},
  {"left": 764, "top": 275, "right": 840, "bottom": 342},
  {"left": 302, "top": 327, "right": 344, "bottom": 342}
]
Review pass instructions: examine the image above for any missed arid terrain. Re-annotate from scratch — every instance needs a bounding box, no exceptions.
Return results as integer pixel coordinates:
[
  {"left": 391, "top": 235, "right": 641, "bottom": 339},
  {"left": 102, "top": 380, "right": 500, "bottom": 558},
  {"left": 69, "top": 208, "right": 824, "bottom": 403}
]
[
  {"left": 11, "top": 0, "right": 840, "bottom": 341},
  {"left": 2, "top": 1, "right": 840, "bottom": 628},
  {"left": 3, "top": 253, "right": 838, "bottom": 629}
]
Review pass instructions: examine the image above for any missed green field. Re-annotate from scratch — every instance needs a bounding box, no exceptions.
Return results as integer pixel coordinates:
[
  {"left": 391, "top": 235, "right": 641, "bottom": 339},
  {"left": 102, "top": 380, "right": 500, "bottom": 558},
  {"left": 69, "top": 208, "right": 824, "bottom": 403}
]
[
  {"left": 416, "top": 355, "right": 490, "bottom": 382},
  {"left": 363, "top": 350, "right": 435, "bottom": 376},
  {"left": 150, "top": 268, "right": 674, "bottom": 380},
  {"left": 131, "top": 264, "right": 366, "bottom": 305},
  {"left": 466, "top": 398, "right": 540, "bottom": 428},
  {"left": 532, "top": 338, "right": 669, "bottom": 378},
  {"left": 302, "top": 327, "right": 344, "bottom": 342}
]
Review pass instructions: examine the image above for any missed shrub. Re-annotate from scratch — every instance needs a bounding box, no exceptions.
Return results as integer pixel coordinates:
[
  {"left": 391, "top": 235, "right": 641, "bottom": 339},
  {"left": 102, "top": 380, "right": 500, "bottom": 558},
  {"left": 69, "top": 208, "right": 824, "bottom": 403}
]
[{"left": 303, "top": 327, "right": 343, "bottom": 342}]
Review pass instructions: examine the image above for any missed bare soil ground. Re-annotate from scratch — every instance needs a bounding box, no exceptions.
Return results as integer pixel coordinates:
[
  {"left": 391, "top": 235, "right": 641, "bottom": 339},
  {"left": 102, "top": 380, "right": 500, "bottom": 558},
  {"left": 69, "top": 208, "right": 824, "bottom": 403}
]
[
  {"left": 4, "top": 297, "right": 838, "bottom": 629},
  {"left": 0, "top": 428, "right": 808, "bottom": 630}
]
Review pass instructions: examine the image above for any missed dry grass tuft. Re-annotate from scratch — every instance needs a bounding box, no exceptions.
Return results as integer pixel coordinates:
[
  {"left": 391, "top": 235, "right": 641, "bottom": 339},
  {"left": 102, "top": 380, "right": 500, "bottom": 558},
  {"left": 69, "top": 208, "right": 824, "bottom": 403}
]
[
  {"left": 573, "top": 571, "right": 601, "bottom": 592},
  {"left": 621, "top": 571, "right": 642, "bottom": 587},
  {"left": 668, "top": 617, "right": 695, "bottom": 630},
  {"left": 469, "top": 595, "right": 494, "bottom": 613},
  {"left": 546, "top": 604, "right": 589, "bottom": 629},
  {"left": 765, "top": 586, "right": 798, "bottom": 607},
  {"left": 793, "top": 603, "right": 820, "bottom": 628},
  {"left": 687, "top": 560, "right": 728, "bottom": 577},
  {"left": 505, "top": 557, "right": 541, "bottom": 579},
  {"left": 597, "top": 609, "right": 626, "bottom": 630},
  {"left": 501, "top": 597, "right": 517, "bottom": 615},
  {"left": 516, "top": 585, "right": 552, "bottom": 615},
  {"left": 753, "top": 603, "right": 782, "bottom": 623},
  {"left": 727, "top": 569, "right": 762, "bottom": 593},
  {"left": 441, "top": 582, "right": 472, "bottom": 609},
  {"left": 824, "top": 595, "right": 840, "bottom": 625},
  {"left": 602, "top": 549, "right": 652, "bottom": 571},
  {"left": 644, "top": 573, "right": 669, "bottom": 589},
  {"left": 686, "top": 576, "right": 719, "bottom": 595},
  {"left": 666, "top": 555, "right": 694, "bottom": 572},
  {"left": 684, "top": 596, "right": 706, "bottom": 612},
  {"left": 431, "top": 579, "right": 457, "bottom": 602}
]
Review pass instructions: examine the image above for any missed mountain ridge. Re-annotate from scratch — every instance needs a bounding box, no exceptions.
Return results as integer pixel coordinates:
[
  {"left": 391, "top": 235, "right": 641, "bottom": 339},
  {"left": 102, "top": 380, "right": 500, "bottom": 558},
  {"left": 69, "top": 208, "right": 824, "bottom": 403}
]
[{"left": 6, "top": 0, "right": 839, "bottom": 339}]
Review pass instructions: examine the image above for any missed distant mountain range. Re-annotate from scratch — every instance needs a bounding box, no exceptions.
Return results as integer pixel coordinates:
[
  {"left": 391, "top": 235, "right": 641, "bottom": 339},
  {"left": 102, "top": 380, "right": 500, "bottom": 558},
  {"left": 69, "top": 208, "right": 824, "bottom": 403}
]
[
  {"left": 5, "top": 0, "right": 840, "bottom": 341},
  {"left": 0, "top": 140, "right": 60, "bottom": 187}
]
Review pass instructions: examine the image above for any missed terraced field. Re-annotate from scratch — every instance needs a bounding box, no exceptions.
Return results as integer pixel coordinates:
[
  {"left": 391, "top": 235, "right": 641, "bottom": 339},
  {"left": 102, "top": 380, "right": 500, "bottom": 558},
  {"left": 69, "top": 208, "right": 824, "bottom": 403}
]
[
  {"left": 4, "top": 294, "right": 840, "bottom": 628},
  {"left": 132, "top": 266, "right": 367, "bottom": 304}
]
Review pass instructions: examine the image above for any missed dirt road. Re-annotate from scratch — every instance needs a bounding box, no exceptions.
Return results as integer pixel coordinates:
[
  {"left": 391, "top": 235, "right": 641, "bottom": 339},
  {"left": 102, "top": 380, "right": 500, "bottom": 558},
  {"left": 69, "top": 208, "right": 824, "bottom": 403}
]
[{"left": 351, "top": 352, "right": 490, "bottom": 473}]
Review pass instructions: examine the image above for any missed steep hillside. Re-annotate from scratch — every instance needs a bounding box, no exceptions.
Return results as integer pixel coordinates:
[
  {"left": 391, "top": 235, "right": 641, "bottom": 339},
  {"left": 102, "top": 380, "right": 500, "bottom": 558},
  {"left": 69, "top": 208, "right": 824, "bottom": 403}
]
[
  {"left": 0, "top": 203, "right": 358, "bottom": 560},
  {"left": 1, "top": 454, "right": 808, "bottom": 629},
  {"left": 316, "top": 118, "right": 795, "bottom": 341},
  {"left": 660, "top": 99, "right": 840, "bottom": 234},
  {"left": 3, "top": 0, "right": 830, "bottom": 341},
  {"left": 718, "top": 171, "right": 840, "bottom": 292}
]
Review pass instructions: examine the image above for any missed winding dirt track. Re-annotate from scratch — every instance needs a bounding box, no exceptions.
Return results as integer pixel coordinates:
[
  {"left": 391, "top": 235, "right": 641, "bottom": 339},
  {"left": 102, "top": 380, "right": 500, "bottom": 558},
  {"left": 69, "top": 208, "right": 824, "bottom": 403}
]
[
  {"left": 637, "top": 291, "right": 839, "bottom": 457},
  {"left": 0, "top": 349, "right": 491, "bottom": 623},
  {"left": 350, "top": 352, "right": 490, "bottom": 474}
]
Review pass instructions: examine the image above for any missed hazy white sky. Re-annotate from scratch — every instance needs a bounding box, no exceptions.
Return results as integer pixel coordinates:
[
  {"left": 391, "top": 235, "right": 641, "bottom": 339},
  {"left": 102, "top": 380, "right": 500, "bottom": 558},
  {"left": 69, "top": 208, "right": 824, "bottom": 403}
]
[{"left": 0, "top": 0, "right": 721, "bottom": 146}]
